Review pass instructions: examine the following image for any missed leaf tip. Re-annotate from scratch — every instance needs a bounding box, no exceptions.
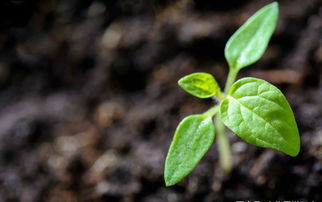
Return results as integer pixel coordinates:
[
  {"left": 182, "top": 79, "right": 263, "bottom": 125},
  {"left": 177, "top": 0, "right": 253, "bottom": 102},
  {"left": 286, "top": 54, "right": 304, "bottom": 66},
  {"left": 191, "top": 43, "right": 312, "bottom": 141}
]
[
  {"left": 164, "top": 171, "right": 177, "bottom": 187},
  {"left": 284, "top": 128, "right": 301, "bottom": 157},
  {"left": 177, "top": 77, "right": 183, "bottom": 85},
  {"left": 266, "top": 1, "right": 279, "bottom": 17},
  {"left": 286, "top": 142, "right": 301, "bottom": 157},
  {"left": 177, "top": 77, "right": 184, "bottom": 89},
  {"left": 263, "top": 1, "right": 278, "bottom": 12},
  {"left": 270, "top": 1, "right": 278, "bottom": 8},
  {"left": 165, "top": 180, "right": 175, "bottom": 187}
]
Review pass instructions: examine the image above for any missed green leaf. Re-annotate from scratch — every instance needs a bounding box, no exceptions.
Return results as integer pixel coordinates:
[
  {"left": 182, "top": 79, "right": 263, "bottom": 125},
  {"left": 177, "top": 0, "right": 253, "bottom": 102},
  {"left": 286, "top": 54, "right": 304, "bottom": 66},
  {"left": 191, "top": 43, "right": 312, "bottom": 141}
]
[
  {"left": 219, "top": 77, "right": 300, "bottom": 156},
  {"left": 164, "top": 114, "right": 215, "bottom": 186},
  {"left": 225, "top": 2, "right": 278, "bottom": 70},
  {"left": 178, "top": 72, "right": 220, "bottom": 98}
]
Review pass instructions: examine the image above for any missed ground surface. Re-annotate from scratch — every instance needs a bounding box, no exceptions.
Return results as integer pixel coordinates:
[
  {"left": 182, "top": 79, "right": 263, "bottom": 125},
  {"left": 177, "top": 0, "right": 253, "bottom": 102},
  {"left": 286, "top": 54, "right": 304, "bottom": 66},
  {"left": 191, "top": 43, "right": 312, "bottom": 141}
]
[{"left": 0, "top": 0, "right": 321, "bottom": 201}]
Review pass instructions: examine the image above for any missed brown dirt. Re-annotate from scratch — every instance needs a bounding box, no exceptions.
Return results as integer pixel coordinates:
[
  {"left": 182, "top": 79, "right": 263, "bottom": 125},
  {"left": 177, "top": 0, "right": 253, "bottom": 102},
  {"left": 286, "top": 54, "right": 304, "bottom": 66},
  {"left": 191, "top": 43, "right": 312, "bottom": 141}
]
[{"left": 0, "top": 0, "right": 321, "bottom": 201}]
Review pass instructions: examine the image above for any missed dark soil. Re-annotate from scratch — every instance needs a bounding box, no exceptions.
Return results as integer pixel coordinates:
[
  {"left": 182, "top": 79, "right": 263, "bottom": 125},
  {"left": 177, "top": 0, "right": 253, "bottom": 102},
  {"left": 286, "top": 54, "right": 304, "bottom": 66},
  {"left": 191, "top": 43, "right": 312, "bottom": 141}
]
[{"left": 0, "top": 0, "right": 322, "bottom": 201}]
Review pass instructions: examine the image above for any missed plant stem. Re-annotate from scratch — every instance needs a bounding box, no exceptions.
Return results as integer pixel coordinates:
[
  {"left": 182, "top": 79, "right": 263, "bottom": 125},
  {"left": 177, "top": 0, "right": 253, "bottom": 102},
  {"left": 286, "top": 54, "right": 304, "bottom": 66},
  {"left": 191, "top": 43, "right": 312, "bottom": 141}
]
[
  {"left": 215, "top": 115, "right": 233, "bottom": 173},
  {"left": 212, "top": 68, "right": 237, "bottom": 173},
  {"left": 224, "top": 69, "right": 239, "bottom": 94},
  {"left": 208, "top": 68, "right": 237, "bottom": 173},
  {"left": 203, "top": 105, "right": 219, "bottom": 117}
]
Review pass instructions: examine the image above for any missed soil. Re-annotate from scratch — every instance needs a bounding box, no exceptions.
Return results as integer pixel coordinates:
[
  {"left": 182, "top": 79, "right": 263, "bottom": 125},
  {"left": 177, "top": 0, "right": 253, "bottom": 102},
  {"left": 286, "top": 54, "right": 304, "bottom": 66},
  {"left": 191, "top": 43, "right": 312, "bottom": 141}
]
[{"left": 0, "top": 0, "right": 322, "bottom": 201}]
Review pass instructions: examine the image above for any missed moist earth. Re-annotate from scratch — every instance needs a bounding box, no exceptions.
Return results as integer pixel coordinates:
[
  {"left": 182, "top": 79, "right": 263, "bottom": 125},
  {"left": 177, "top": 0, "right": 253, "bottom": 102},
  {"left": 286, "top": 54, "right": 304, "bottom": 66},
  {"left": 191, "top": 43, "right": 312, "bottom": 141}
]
[{"left": 0, "top": 0, "right": 322, "bottom": 201}]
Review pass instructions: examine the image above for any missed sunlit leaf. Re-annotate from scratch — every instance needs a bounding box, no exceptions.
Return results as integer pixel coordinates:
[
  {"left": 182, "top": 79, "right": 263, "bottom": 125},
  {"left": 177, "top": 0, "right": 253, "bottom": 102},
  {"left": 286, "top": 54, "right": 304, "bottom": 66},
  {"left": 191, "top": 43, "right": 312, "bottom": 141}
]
[
  {"left": 225, "top": 2, "right": 278, "bottom": 70},
  {"left": 220, "top": 77, "right": 300, "bottom": 156},
  {"left": 178, "top": 72, "right": 220, "bottom": 98},
  {"left": 164, "top": 114, "right": 215, "bottom": 186}
]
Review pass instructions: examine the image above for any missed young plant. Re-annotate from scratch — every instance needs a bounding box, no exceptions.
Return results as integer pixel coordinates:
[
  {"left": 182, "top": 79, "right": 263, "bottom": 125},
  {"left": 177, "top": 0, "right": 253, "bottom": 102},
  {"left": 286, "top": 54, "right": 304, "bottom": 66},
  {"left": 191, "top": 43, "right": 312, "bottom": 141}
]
[{"left": 164, "top": 2, "right": 300, "bottom": 186}]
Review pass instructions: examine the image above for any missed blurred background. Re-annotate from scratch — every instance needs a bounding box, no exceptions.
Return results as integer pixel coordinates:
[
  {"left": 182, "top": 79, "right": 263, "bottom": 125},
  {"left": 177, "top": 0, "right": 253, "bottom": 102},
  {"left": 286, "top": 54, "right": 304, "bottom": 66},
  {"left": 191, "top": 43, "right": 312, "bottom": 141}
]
[{"left": 0, "top": 0, "right": 321, "bottom": 201}]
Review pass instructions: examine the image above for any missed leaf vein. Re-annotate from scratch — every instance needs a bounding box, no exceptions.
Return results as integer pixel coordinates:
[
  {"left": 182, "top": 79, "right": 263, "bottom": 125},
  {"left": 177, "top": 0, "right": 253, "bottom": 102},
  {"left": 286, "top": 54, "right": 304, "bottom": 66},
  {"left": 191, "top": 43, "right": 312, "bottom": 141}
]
[
  {"left": 237, "top": 102, "right": 276, "bottom": 147},
  {"left": 237, "top": 95, "right": 284, "bottom": 110},
  {"left": 228, "top": 96, "right": 288, "bottom": 144}
]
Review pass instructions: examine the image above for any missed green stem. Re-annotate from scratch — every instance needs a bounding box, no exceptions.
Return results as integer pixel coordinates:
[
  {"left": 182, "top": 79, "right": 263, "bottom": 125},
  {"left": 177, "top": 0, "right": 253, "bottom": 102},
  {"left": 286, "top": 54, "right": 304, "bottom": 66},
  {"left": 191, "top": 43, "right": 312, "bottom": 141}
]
[
  {"left": 224, "top": 69, "right": 239, "bottom": 94},
  {"left": 206, "top": 68, "right": 237, "bottom": 173},
  {"left": 203, "top": 105, "right": 219, "bottom": 117},
  {"left": 215, "top": 115, "right": 233, "bottom": 173}
]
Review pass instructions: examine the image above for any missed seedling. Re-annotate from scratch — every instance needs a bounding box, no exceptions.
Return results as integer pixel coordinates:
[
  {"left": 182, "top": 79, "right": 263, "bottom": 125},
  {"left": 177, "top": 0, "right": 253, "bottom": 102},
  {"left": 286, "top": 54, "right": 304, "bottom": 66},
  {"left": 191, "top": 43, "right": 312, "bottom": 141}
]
[{"left": 164, "top": 2, "right": 300, "bottom": 186}]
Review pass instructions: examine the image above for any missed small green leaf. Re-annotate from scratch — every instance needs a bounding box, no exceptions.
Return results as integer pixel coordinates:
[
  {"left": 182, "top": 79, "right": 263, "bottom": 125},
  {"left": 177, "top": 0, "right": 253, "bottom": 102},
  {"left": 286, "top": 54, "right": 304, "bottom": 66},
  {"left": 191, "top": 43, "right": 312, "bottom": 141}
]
[
  {"left": 225, "top": 2, "right": 278, "bottom": 70},
  {"left": 178, "top": 72, "right": 220, "bottom": 98},
  {"left": 164, "top": 114, "right": 215, "bottom": 186},
  {"left": 219, "top": 77, "right": 300, "bottom": 156}
]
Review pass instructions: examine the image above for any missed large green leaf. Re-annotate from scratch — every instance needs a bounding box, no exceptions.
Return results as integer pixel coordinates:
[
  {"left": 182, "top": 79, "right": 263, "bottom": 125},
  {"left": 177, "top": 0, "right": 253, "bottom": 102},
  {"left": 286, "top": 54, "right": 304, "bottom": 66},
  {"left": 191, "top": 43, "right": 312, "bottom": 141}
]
[
  {"left": 225, "top": 2, "right": 278, "bottom": 70},
  {"left": 164, "top": 114, "right": 215, "bottom": 186},
  {"left": 219, "top": 77, "right": 300, "bottom": 156},
  {"left": 178, "top": 72, "right": 220, "bottom": 98}
]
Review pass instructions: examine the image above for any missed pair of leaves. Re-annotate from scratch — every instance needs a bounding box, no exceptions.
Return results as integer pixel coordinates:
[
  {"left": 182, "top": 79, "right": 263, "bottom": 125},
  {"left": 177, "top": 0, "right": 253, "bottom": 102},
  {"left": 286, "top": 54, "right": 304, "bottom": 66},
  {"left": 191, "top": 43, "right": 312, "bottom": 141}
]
[
  {"left": 164, "top": 2, "right": 300, "bottom": 186},
  {"left": 178, "top": 1, "right": 278, "bottom": 98},
  {"left": 166, "top": 77, "right": 300, "bottom": 186}
]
